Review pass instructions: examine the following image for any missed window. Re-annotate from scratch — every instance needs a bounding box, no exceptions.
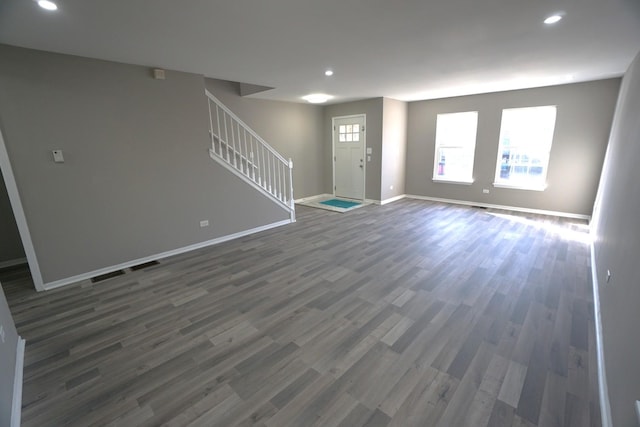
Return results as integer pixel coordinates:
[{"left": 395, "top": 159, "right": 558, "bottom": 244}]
[
  {"left": 433, "top": 111, "right": 478, "bottom": 183},
  {"left": 494, "top": 106, "right": 557, "bottom": 190},
  {"left": 339, "top": 124, "right": 360, "bottom": 142}
]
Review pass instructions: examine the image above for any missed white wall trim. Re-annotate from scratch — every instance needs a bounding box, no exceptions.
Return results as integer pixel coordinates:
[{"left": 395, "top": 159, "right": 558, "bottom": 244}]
[
  {"left": 42, "top": 219, "right": 292, "bottom": 291},
  {"left": 405, "top": 194, "right": 591, "bottom": 220},
  {"left": 0, "top": 128, "right": 45, "bottom": 291},
  {"left": 294, "top": 193, "right": 333, "bottom": 203},
  {"left": 380, "top": 194, "right": 406, "bottom": 205},
  {"left": 11, "top": 337, "right": 25, "bottom": 427},
  {"left": 590, "top": 244, "right": 613, "bottom": 427},
  {"left": 365, "top": 198, "right": 381, "bottom": 205},
  {"left": 492, "top": 182, "right": 547, "bottom": 192},
  {"left": 0, "top": 258, "right": 27, "bottom": 270},
  {"left": 432, "top": 178, "right": 474, "bottom": 185}
]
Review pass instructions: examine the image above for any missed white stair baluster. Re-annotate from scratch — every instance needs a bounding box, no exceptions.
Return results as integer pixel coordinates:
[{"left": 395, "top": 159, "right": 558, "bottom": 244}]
[{"left": 204, "top": 90, "right": 295, "bottom": 221}]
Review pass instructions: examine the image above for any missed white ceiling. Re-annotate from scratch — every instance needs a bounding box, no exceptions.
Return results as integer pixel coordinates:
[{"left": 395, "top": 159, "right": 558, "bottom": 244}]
[{"left": 1, "top": 0, "right": 639, "bottom": 104}]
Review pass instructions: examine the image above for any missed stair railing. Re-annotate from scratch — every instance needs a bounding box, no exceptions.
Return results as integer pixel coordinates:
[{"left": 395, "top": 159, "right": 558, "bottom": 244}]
[{"left": 205, "top": 90, "right": 295, "bottom": 221}]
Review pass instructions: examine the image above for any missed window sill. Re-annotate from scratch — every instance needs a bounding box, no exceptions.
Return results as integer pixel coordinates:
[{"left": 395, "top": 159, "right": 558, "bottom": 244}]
[
  {"left": 492, "top": 182, "right": 547, "bottom": 192},
  {"left": 432, "top": 178, "right": 474, "bottom": 185}
]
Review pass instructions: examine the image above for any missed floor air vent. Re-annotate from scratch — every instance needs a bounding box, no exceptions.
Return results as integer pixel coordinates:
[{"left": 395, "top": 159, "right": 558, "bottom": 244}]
[
  {"left": 130, "top": 260, "right": 160, "bottom": 271},
  {"left": 90, "top": 270, "right": 125, "bottom": 283}
]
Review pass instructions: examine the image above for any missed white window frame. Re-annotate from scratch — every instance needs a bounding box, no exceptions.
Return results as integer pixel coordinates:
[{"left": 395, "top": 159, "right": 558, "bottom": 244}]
[
  {"left": 432, "top": 111, "right": 478, "bottom": 185},
  {"left": 493, "top": 105, "right": 557, "bottom": 191}
]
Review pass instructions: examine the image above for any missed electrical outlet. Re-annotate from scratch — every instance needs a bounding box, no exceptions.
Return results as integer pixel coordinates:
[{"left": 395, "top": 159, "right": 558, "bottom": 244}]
[
  {"left": 199, "top": 220, "right": 209, "bottom": 228},
  {"left": 390, "top": 185, "right": 393, "bottom": 190},
  {"left": 483, "top": 189, "right": 490, "bottom": 194},
  {"left": 607, "top": 269, "right": 612, "bottom": 283}
]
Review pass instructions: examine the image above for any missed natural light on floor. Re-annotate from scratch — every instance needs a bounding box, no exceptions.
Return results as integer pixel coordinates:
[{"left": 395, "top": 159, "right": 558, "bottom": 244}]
[{"left": 488, "top": 212, "right": 592, "bottom": 244}]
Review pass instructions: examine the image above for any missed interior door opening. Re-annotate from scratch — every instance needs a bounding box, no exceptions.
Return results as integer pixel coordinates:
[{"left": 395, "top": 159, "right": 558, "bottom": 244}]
[{"left": 0, "top": 167, "right": 29, "bottom": 273}]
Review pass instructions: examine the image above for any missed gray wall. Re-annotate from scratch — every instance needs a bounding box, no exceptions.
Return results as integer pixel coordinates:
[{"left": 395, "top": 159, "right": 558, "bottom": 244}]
[
  {"left": 406, "top": 79, "right": 621, "bottom": 216},
  {"left": 324, "top": 98, "right": 383, "bottom": 200},
  {"left": 204, "top": 79, "right": 325, "bottom": 199},
  {"left": 591, "top": 51, "right": 640, "bottom": 427},
  {"left": 0, "top": 282, "right": 20, "bottom": 426},
  {"left": 381, "top": 98, "right": 408, "bottom": 201},
  {"left": 0, "top": 173, "right": 25, "bottom": 264},
  {"left": 0, "top": 44, "right": 289, "bottom": 285}
]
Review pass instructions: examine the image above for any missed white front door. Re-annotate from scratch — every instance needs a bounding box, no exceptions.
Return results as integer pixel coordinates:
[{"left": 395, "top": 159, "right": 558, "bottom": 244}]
[{"left": 333, "top": 115, "right": 365, "bottom": 200}]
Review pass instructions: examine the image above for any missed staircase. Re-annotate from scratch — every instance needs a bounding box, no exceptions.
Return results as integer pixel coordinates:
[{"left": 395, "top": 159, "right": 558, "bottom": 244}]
[{"left": 205, "top": 90, "right": 295, "bottom": 222}]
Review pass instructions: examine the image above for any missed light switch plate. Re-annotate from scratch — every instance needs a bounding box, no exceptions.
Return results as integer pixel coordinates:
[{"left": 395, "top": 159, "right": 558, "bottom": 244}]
[
  {"left": 52, "top": 150, "right": 64, "bottom": 163},
  {"left": 366, "top": 147, "right": 372, "bottom": 154}
]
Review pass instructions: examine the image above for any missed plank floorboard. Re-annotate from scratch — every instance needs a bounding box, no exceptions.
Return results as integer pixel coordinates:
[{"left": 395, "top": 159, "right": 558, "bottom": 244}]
[{"left": 0, "top": 200, "right": 600, "bottom": 426}]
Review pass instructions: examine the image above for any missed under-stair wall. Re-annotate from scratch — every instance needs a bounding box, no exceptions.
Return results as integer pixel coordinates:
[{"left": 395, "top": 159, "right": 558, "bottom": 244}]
[{"left": 0, "top": 44, "right": 293, "bottom": 289}]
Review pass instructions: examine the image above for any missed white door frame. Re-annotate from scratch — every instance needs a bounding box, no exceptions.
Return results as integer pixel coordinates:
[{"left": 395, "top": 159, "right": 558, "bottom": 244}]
[
  {"left": 0, "top": 127, "right": 45, "bottom": 291},
  {"left": 332, "top": 114, "right": 366, "bottom": 201}
]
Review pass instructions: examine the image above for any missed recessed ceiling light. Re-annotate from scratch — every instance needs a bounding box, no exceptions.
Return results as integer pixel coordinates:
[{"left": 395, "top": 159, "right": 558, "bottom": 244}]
[
  {"left": 302, "top": 93, "right": 333, "bottom": 104},
  {"left": 37, "top": 0, "right": 58, "bottom": 10},
  {"left": 325, "top": 70, "right": 334, "bottom": 77},
  {"left": 544, "top": 14, "right": 563, "bottom": 24}
]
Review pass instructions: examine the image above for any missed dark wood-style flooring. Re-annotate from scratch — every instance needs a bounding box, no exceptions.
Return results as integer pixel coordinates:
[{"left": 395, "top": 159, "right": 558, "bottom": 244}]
[{"left": 1, "top": 200, "right": 600, "bottom": 427}]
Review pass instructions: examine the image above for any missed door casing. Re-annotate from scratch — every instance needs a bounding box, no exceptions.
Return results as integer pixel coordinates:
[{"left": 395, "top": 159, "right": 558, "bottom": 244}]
[{"left": 332, "top": 114, "right": 366, "bottom": 201}]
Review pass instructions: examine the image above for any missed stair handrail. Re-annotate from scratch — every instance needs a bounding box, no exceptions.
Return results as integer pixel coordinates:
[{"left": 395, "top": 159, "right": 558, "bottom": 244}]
[{"left": 205, "top": 89, "right": 288, "bottom": 164}]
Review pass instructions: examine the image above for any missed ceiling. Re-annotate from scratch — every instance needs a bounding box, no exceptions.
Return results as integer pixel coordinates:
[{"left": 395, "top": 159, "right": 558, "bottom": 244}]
[{"left": 1, "top": 0, "right": 639, "bottom": 104}]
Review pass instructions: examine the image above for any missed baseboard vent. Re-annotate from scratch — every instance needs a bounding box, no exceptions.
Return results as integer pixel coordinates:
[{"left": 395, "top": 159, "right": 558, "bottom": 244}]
[
  {"left": 90, "top": 270, "right": 125, "bottom": 283},
  {"left": 130, "top": 260, "right": 160, "bottom": 271}
]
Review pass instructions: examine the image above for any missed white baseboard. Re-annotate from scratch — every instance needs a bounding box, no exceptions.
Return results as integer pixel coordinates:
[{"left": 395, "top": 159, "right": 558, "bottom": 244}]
[
  {"left": 405, "top": 194, "right": 591, "bottom": 220},
  {"left": 590, "top": 244, "right": 613, "bottom": 427},
  {"left": 11, "top": 337, "right": 25, "bottom": 427},
  {"left": 380, "top": 194, "right": 406, "bottom": 205},
  {"left": 294, "top": 193, "right": 333, "bottom": 203},
  {"left": 0, "top": 258, "right": 27, "bottom": 270},
  {"left": 42, "top": 219, "right": 292, "bottom": 291},
  {"left": 365, "top": 195, "right": 406, "bottom": 206}
]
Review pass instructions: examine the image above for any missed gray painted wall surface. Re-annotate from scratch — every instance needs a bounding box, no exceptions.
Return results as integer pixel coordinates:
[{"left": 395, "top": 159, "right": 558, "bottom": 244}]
[
  {"left": 0, "top": 45, "right": 289, "bottom": 284},
  {"left": 0, "top": 282, "right": 19, "bottom": 426},
  {"left": 381, "top": 98, "right": 408, "bottom": 201},
  {"left": 324, "top": 98, "right": 383, "bottom": 201},
  {"left": 591, "top": 52, "right": 640, "bottom": 427},
  {"left": 406, "top": 79, "right": 620, "bottom": 216},
  {"left": 204, "top": 79, "right": 325, "bottom": 199},
  {"left": 0, "top": 173, "right": 24, "bottom": 263}
]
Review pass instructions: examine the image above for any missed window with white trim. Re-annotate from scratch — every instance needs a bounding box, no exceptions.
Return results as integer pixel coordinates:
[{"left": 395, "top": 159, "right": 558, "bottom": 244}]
[
  {"left": 432, "top": 111, "right": 478, "bottom": 183},
  {"left": 493, "top": 106, "right": 557, "bottom": 190}
]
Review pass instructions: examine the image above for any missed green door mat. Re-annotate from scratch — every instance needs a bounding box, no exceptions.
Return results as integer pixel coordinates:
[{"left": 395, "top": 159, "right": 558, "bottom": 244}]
[{"left": 320, "top": 199, "right": 362, "bottom": 209}]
